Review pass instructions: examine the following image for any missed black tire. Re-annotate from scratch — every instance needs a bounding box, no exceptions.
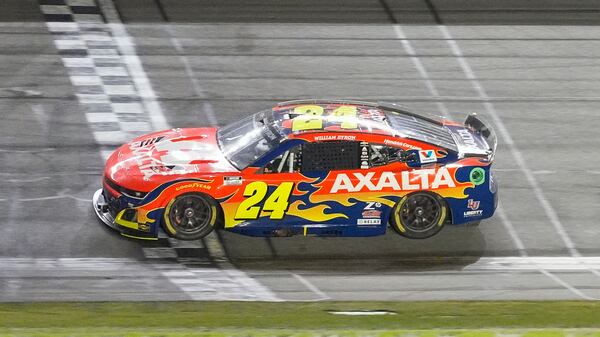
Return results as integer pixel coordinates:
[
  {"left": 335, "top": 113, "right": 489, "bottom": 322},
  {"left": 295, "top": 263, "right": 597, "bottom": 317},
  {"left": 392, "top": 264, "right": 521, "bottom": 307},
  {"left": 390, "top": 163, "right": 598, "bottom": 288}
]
[
  {"left": 390, "top": 192, "right": 447, "bottom": 239},
  {"left": 163, "top": 193, "right": 219, "bottom": 240}
]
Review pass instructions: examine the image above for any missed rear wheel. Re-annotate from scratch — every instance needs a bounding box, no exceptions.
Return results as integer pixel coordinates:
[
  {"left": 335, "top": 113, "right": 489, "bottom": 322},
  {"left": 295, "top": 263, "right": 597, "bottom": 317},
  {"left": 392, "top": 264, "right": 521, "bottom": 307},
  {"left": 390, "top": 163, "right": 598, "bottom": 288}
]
[
  {"left": 163, "top": 193, "right": 219, "bottom": 240},
  {"left": 390, "top": 192, "right": 446, "bottom": 239}
]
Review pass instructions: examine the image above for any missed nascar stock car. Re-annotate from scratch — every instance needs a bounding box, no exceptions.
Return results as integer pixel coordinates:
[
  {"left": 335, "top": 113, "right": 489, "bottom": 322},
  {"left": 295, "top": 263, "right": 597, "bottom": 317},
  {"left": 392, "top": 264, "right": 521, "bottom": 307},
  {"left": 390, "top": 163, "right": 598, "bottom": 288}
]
[{"left": 93, "top": 100, "right": 498, "bottom": 241}]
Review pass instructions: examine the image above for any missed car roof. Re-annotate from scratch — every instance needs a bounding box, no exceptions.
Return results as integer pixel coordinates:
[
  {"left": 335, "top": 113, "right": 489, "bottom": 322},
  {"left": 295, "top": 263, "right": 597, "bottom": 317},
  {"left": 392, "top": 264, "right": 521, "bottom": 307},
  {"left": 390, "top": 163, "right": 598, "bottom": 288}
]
[
  {"left": 273, "top": 100, "right": 395, "bottom": 136},
  {"left": 271, "top": 100, "right": 458, "bottom": 151}
]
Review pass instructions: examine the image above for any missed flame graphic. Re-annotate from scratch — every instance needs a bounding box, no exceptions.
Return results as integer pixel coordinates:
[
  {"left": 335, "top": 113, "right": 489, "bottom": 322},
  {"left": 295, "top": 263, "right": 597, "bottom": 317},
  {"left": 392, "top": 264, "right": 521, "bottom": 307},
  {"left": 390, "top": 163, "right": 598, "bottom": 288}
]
[
  {"left": 137, "top": 208, "right": 156, "bottom": 224},
  {"left": 220, "top": 200, "right": 348, "bottom": 228},
  {"left": 286, "top": 200, "right": 348, "bottom": 222},
  {"left": 309, "top": 192, "right": 397, "bottom": 208}
]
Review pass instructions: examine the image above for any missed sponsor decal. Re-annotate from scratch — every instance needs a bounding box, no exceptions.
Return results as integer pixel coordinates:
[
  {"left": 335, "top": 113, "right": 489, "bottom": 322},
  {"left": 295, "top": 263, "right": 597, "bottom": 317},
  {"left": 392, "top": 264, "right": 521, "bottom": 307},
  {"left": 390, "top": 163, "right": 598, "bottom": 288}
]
[
  {"left": 357, "top": 218, "right": 381, "bottom": 225},
  {"left": 467, "top": 199, "right": 480, "bottom": 210},
  {"left": 224, "top": 176, "right": 243, "bottom": 186},
  {"left": 383, "top": 138, "right": 421, "bottom": 150},
  {"left": 175, "top": 182, "right": 212, "bottom": 191},
  {"left": 362, "top": 210, "right": 381, "bottom": 218},
  {"left": 129, "top": 140, "right": 164, "bottom": 181},
  {"left": 131, "top": 136, "right": 164, "bottom": 148},
  {"left": 314, "top": 134, "right": 357, "bottom": 141},
  {"left": 129, "top": 136, "right": 212, "bottom": 181},
  {"left": 330, "top": 168, "right": 456, "bottom": 193},
  {"left": 470, "top": 167, "right": 486, "bottom": 186},
  {"left": 418, "top": 150, "right": 437, "bottom": 164},
  {"left": 364, "top": 201, "right": 381, "bottom": 209},
  {"left": 464, "top": 198, "right": 483, "bottom": 217},
  {"left": 360, "top": 142, "right": 370, "bottom": 169},
  {"left": 464, "top": 210, "right": 483, "bottom": 217}
]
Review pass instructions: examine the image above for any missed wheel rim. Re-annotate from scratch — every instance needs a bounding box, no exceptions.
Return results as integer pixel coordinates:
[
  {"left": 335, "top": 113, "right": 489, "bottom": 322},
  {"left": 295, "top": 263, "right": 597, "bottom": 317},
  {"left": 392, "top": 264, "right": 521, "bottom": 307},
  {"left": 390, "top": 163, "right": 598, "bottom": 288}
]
[
  {"left": 168, "top": 195, "right": 213, "bottom": 235},
  {"left": 399, "top": 194, "right": 441, "bottom": 232}
]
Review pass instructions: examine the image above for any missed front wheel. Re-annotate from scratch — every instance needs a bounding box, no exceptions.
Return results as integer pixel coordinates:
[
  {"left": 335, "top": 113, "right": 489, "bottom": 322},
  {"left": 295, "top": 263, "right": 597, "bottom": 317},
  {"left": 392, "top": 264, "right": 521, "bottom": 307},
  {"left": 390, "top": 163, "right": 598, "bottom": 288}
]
[
  {"left": 390, "top": 192, "right": 447, "bottom": 239},
  {"left": 163, "top": 193, "right": 219, "bottom": 240}
]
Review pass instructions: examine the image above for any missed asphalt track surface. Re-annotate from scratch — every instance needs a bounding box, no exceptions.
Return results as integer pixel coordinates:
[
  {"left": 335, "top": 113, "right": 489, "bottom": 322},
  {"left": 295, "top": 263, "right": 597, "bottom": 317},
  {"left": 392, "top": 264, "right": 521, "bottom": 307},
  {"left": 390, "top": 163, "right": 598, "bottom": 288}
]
[{"left": 1, "top": 0, "right": 600, "bottom": 301}]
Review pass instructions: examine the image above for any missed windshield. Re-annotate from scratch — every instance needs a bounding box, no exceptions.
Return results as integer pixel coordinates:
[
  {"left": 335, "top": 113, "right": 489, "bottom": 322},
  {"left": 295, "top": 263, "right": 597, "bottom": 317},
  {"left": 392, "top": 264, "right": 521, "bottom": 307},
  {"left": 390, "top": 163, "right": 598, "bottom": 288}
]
[{"left": 217, "top": 110, "right": 282, "bottom": 170}]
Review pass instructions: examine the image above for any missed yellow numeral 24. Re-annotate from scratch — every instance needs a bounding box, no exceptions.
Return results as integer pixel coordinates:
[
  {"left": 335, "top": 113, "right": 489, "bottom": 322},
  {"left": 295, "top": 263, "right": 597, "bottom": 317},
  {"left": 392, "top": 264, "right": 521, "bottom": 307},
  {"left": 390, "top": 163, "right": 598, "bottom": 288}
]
[
  {"left": 291, "top": 104, "right": 359, "bottom": 131},
  {"left": 234, "top": 182, "right": 294, "bottom": 220},
  {"left": 291, "top": 105, "right": 324, "bottom": 131}
]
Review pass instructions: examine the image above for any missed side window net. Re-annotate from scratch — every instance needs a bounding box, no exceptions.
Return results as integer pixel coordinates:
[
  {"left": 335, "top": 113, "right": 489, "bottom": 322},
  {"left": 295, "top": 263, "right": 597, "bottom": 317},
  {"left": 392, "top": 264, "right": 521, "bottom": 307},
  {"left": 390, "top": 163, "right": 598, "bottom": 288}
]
[
  {"left": 301, "top": 141, "right": 360, "bottom": 172},
  {"left": 369, "top": 144, "right": 403, "bottom": 167},
  {"left": 263, "top": 147, "right": 300, "bottom": 174}
]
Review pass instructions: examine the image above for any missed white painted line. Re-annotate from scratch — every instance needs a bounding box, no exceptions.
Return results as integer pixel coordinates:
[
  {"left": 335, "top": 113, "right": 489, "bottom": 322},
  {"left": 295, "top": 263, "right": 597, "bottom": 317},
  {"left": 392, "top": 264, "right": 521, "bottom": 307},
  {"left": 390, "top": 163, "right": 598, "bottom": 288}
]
[
  {"left": 393, "top": 25, "right": 449, "bottom": 118},
  {"left": 162, "top": 271, "right": 196, "bottom": 277},
  {"left": 438, "top": 25, "right": 581, "bottom": 258},
  {"left": 92, "top": 131, "right": 127, "bottom": 144},
  {"left": 394, "top": 25, "right": 598, "bottom": 300},
  {"left": 466, "top": 257, "right": 600, "bottom": 271},
  {"left": 46, "top": 22, "right": 79, "bottom": 32},
  {"left": 76, "top": 93, "right": 109, "bottom": 104},
  {"left": 98, "top": 0, "right": 169, "bottom": 131},
  {"left": 103, "top": 84, "right": 136, "bottom": 95},
  {"left": 70, "top": 75, "right": 102, "bottom": 86},
  {"left": 86, "top": 112, "right": 118, "bottom": 123},
  {"left": 164, "top": 25, "right": 218, "bottom": 126},
  {"left": 80, "top": 33, "right": 112, "bottom": 42},
  {"left": 96, "top": 66, "right": 128, "bottom": 76},
  {"left": 67, "top": 0, "right": 96, "bottom": 6},
  {"left": 54, "top": 39, "right": 86, "bottom": 50},
  {"left": 88, "top": 49, "right": 119, "bottom": 57},
  {"left": 6, "top": 176, "right": 51, "bottom": 184},
  {"left": 496, "top": 204, "right": 527, "bottom": 255},
  {"left": 17, "top": 195, "right": 90, "bottom": 202},
  {"left": 436, "top": 25, "right": 600, "bottom": 296},
  {"left": 292, "top": 273, "right": 330, "bottom": 301},
  {"left": 119, "top": 121, "right": 152, "bottom": 132},
  {"left": 91, "top": 0, "right": 280, "bottom": 302},
  {"left": 72, "top": 14, "right": 103, "bottom": 23},
  {"left": 63, "top": 57, "right": 94, "bottom": 67},
  {"left": 40, "top": 5, "right": 71, "bottom": 15},
  {"left": 112, "top": 102, "right": 144, "bottom": 113},
  {"left": 539, "top": 269, "right": 596, "bottom": 300}
]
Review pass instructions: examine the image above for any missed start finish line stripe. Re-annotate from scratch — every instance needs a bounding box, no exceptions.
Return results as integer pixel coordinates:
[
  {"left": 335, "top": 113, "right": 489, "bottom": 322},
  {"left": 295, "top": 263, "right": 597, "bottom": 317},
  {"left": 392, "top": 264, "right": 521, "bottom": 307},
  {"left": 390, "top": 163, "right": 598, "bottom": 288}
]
[
  {"left": 40, "top": 0, "right": 157, "bottom": 155},
  {"left": 38, "top": 0, "right": 278, "bottom": 301}
]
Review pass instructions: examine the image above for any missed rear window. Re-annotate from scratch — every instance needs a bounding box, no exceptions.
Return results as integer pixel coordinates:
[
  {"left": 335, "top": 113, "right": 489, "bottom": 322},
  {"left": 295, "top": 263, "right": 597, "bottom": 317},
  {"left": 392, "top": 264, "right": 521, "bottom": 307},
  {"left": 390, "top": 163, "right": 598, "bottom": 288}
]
[{"left": 385, "top": 112, "right": 457, "bottom": 151}]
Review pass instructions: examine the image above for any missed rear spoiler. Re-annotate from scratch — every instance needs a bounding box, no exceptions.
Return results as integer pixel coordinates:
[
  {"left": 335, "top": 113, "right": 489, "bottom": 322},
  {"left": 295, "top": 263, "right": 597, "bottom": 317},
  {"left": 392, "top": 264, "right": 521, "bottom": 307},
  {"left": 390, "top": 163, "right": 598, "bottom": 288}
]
[{"left": 465, "top": 113, "right": 497, "bottom": 158}]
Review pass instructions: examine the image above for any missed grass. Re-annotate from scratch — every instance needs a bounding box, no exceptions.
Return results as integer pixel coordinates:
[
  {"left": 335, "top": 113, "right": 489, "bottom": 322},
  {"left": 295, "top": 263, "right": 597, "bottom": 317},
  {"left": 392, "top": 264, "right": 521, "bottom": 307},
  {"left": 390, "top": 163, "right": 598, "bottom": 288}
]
[
  {"left": 1, "top": 301, "right": 600, "bottom": 330},
  {"left": 1, "top": 329, "right": 600, "bottom": 337}
]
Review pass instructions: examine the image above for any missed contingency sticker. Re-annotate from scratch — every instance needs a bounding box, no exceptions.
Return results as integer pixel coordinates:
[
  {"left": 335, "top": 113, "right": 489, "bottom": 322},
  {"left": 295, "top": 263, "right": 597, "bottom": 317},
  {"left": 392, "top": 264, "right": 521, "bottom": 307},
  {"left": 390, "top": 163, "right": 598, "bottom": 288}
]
[
  {"left": 224, "top": 176, "right": 243, "bottom": 185},
  {"left": 419, "top": 150, "right": 437, "bottom": 164}
]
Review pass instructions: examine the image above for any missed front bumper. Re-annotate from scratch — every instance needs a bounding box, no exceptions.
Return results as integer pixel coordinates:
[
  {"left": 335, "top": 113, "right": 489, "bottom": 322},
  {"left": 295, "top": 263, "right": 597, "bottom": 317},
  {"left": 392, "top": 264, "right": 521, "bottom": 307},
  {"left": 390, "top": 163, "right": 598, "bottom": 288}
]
[
  {"left": 92, "top": 188, "right": 118, "bottom": 230},
  {"left": 92, "top": 188, "right": 158, "bottom": 240}
]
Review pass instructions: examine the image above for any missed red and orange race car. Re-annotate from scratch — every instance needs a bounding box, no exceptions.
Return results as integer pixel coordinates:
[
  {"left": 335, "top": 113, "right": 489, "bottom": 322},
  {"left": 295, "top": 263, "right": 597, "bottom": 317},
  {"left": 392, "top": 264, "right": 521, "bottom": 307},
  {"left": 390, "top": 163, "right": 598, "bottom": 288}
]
[{"left": 93, "top": 100, "right": 498, "bottom": 240}]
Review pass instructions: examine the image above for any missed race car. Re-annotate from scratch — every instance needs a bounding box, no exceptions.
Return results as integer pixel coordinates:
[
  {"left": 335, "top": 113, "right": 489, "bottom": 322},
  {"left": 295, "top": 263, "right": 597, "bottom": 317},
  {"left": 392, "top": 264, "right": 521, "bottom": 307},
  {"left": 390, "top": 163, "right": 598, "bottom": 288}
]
[{"left": 93, "top": 100, "right": 498, "bottom": 240}]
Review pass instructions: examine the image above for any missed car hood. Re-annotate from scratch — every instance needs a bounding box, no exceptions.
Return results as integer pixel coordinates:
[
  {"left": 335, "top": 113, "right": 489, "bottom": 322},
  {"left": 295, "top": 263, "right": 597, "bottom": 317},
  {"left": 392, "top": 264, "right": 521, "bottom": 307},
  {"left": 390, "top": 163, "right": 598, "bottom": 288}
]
[{"left": 104, "top": 127, "right": 238, "bottom": 192}]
